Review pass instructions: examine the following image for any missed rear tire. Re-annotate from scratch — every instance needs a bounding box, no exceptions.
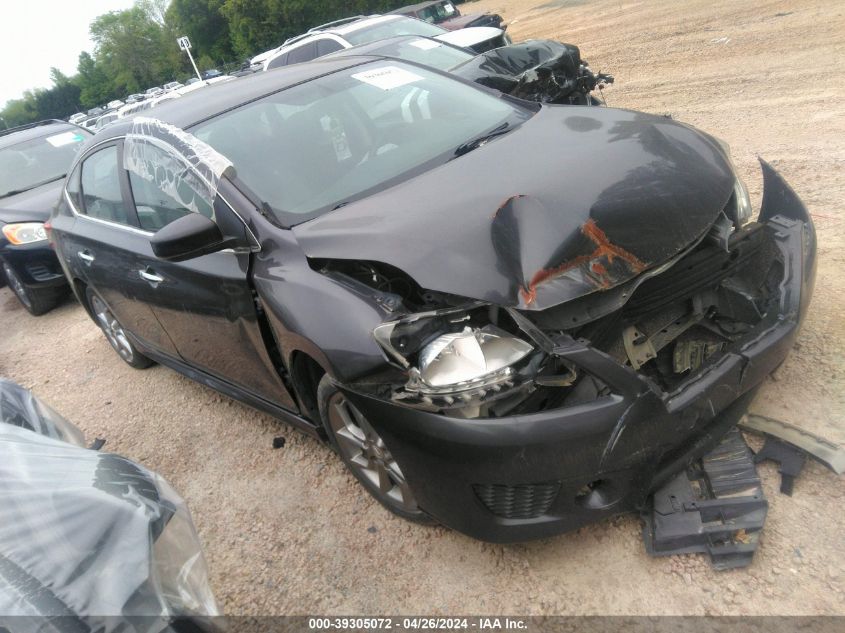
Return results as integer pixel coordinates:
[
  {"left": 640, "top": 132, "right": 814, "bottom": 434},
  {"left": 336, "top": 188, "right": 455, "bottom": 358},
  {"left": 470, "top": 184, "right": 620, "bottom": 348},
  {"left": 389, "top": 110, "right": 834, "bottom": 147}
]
[
  {"left": 317, "top": 374, "right": 435, "bottom": 525},
  {"left": 1, "top": 260, "right": 65, "bottom": 316},
  {"left": 85, "top": 287, "right": 154, "bottom": 369}
]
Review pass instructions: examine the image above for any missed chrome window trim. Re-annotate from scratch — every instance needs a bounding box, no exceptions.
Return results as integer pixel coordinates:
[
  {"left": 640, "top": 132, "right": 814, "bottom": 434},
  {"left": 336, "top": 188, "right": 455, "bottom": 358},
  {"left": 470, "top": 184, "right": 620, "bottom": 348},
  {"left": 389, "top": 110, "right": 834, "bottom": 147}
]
[{"left": 64, "top": 134, "right": 261, "bottom": 251}]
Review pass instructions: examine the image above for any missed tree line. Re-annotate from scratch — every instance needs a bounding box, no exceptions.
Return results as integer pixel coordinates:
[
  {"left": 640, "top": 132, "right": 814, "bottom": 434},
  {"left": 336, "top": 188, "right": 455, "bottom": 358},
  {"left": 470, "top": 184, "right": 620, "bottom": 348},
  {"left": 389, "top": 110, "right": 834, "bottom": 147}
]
[{"left": 1, "top": 0, "right": 409, "bottom": 128}]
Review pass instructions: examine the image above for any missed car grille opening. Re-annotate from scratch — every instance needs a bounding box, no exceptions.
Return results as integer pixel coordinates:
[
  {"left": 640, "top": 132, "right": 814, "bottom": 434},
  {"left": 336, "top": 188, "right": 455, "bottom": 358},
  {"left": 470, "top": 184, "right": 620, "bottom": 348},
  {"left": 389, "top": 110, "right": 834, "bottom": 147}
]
[{"left": 473, "top": 481, "right": 560, "bottom": 519}]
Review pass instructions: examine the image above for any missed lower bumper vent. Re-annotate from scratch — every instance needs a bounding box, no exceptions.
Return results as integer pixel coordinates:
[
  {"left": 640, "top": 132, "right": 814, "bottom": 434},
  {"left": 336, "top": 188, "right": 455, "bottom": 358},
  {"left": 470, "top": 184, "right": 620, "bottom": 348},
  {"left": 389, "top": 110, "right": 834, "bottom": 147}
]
[{"left": 473, "top": 481, "right": 560, "bottom": 519}]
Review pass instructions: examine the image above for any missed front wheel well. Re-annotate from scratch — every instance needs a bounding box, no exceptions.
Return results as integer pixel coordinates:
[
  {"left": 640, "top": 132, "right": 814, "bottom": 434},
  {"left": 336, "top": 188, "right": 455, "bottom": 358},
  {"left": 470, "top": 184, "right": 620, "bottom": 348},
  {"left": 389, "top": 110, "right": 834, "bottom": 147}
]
[{"left": 289, "top": 351, "right": 327, "bottom": 432}]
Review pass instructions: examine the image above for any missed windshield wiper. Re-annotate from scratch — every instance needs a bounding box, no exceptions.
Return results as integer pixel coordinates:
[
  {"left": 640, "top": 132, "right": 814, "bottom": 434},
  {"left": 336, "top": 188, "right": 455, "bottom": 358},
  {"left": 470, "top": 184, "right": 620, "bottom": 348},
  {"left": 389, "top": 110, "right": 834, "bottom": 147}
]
[
  {"left": 453, "top": 123, "right": 512, "bottom": 157},
  {"left": 0, "top": 174, "right": 66, "bottom": 199}
]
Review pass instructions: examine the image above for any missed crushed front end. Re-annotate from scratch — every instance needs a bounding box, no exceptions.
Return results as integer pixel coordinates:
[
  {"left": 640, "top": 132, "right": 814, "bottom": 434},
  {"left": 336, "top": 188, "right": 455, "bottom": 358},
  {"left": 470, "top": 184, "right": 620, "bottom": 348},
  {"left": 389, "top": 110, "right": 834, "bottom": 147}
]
[{"left": 338, "top": 161, "right": 816, "bottom": 542}]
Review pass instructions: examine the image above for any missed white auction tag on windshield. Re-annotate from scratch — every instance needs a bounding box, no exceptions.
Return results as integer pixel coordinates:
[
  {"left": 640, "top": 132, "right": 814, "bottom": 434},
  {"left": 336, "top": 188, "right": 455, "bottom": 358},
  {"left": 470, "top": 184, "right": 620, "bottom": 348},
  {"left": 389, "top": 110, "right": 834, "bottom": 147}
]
[
  {"left": 46, "top": 131, "right": 85, "bottom": 147},
  {"left": 408, "top": 39, "right": 441, "bottom": 50},
  {"left": 352, "top": 66, "right": 423, "bottom": 90}
]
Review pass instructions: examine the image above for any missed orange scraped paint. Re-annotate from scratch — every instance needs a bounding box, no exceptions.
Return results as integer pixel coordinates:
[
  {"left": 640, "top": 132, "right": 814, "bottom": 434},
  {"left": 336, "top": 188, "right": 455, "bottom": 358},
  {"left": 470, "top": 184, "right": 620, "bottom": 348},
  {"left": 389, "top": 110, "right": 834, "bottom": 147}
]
[{"left": 520, "top": 219, "right": 647, "bottom": 306}]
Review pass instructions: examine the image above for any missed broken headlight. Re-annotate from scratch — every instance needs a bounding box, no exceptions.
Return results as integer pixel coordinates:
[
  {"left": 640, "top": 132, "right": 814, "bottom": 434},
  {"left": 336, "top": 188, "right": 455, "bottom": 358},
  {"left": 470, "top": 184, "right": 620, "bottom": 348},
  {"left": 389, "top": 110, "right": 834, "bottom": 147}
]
[{"left": 373, "top": 305, "right": 534, "bottom": 394}]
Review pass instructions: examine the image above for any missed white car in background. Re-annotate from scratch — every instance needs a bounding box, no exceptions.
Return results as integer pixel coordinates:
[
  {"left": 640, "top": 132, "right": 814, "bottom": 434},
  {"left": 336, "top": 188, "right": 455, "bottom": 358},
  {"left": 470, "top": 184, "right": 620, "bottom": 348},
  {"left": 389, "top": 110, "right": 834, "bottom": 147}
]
[
  {"left": 68, "top": 112, "right": 87, "bottom": 124},
  {"left": 163, "top": 81, "right": 185, "bottom": 92},
  {"left": 258, "top": 14, "right": 510, "bottom": 71},
  {"left": 117, "top": 92, "right": 181, "bottom": 119},
  {"left": 106, "top": 99, "right": 125, "bottom": 109},
  {"left": 94, "top": 111, "right": 119, "bottom": 130}
]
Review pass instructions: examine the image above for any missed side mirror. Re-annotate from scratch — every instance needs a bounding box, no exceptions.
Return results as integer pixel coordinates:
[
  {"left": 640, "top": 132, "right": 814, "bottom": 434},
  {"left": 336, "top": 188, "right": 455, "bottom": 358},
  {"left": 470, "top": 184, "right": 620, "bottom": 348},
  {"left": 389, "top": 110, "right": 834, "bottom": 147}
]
[{"left": 151, "top": 213, "right": 231, "bottom": 262}]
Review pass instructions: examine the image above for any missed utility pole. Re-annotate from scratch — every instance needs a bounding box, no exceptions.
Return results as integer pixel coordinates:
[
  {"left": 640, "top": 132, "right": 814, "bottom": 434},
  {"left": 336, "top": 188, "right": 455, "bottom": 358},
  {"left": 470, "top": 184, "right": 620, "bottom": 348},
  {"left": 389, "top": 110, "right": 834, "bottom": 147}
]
[{"left": 178, "top": 36, "right": 203, "bottom": 82}]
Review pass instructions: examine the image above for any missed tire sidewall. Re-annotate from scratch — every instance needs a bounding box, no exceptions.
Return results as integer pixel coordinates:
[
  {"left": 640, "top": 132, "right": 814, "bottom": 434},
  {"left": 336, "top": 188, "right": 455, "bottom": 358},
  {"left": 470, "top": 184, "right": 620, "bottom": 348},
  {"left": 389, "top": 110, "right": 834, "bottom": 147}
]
[
  {"left": 316, "top": 374, "right": 434, "bottom": 525},
  {"left": 84, "top": 287, "right": 153, "bottom": 369}
]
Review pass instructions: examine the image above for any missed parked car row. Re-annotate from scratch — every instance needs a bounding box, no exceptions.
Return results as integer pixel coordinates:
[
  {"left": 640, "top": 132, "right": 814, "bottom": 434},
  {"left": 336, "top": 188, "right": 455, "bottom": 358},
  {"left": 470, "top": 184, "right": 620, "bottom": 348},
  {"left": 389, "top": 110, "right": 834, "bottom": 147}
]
[
  {"left": 66, "top": 73, "right": 227, "bottom": 132},
  {"left": 1, "top": 11, "right": 817, "bottom": 544}
]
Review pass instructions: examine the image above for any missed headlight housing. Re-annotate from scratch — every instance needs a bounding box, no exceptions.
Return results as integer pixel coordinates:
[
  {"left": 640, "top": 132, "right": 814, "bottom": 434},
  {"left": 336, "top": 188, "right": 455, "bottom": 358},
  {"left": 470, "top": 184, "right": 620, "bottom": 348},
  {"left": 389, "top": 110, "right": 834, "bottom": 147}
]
[
  {"left": 373, "top": 305, "right": 535, "bottom": 395},
  {"left": 731, "top": 175, "right": 753, "bottom": 226},
  {"left": 2, "top": 222, "right": 48, "bottom": 245},
  {"left": 713, "top": 137, "right": 754, "bottom": 227}
]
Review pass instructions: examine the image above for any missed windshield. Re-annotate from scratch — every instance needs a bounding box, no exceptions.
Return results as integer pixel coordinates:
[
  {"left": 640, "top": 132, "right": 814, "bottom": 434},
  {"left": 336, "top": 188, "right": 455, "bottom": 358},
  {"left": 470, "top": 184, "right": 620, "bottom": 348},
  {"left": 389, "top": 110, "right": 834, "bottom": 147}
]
[
  {"left": 366, "top": 38, "right": 474, "bottom": 70},
  {"left": 344, "top": 17, "right": 447, "bottom": 46},
  {"left": 0, "top": 128, "right": 88, "bottom": 198},
  {"left": 192, "top": 61, "right": 531, "bottom": 225}
]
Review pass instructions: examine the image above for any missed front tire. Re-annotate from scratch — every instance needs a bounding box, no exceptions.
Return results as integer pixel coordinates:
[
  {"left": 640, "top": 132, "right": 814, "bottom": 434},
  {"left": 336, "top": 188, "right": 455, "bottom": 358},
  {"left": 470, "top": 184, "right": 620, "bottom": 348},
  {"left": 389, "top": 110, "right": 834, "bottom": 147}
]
[
  {"left": 85, "top": 287, "right": 154, "bottom": 369},
  {"left": 317, "top": 375, "right": 434, "bottom": 524},
  {"left": 1, "top": 260, "right": 65, "bottom": 316}
]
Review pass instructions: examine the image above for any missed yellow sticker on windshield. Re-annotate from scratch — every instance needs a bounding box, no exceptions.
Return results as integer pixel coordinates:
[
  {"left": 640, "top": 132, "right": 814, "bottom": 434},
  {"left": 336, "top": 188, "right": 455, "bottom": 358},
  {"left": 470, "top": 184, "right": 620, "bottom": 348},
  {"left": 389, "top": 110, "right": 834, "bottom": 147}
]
[{"left": 351, "top": 66, "right": 424, "bottom": 91}]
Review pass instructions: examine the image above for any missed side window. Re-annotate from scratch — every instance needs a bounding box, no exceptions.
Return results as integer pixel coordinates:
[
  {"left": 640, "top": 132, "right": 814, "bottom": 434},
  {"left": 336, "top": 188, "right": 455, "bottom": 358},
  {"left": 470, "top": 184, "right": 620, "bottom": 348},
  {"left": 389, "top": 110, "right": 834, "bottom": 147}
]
[
  {"left": 79, "top": 146, "right": 129, "bottom": 224},
  {"left": 126, "top": 143, "right": 213, "bottom": 232},
  {"left": 287, "top": 42, "right": 318, "bottom": 64},
  {"left": 316, "top": 39, "right": 344, "bottom": 57},
  {"left": 266, "top": 52, "right": 290, "bottom": 70}
]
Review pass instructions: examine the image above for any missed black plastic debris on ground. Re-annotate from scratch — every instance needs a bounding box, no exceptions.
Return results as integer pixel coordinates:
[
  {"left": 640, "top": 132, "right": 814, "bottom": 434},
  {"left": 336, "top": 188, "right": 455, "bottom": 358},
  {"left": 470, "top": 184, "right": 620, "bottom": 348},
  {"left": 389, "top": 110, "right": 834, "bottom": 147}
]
[
  {"left": 753, "top": 436, "right": 807, "bottom": 496},
  {"left": 642, "top": 427, "right": 768, "bottom": 570}
]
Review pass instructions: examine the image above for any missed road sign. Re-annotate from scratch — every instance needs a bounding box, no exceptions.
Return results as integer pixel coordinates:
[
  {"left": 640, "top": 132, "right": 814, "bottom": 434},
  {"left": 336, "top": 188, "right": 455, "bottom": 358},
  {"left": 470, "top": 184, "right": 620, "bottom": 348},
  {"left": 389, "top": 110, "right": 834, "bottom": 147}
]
[{"left": 177, "top": 36, "right": 202, "bottom": 82}]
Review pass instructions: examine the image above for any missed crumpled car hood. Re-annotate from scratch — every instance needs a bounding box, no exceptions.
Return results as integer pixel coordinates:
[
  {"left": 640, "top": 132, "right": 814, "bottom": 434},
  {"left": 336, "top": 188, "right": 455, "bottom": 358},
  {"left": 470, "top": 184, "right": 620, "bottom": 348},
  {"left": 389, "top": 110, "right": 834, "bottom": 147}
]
[
  {"left": 293, "top": 106, "right": 735, "bottom": 310},
  {"left": 451, "top": 39, "right": 582, "bottom": 91}
]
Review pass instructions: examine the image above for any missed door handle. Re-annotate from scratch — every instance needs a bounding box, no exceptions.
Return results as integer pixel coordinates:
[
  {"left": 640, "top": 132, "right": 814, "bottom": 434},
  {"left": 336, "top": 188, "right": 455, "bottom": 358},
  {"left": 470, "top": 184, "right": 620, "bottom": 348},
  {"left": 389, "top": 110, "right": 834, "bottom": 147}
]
[
  {"left": 138, "top": 268, "right": 165, "bottom": 285},
  {"left": 78, "top": 250, "right": 95, "bottom": 265}
]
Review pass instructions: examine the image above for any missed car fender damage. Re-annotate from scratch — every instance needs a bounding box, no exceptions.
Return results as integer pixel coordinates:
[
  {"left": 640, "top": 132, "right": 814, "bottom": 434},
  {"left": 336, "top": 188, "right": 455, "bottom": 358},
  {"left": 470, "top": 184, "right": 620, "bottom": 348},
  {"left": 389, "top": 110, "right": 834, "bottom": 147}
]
[
  {"left": 451, "top": 39, "right": 614, "bottom": 105},
  {"left": 328, "top": 160, "right": 818, "bottom": 543}
]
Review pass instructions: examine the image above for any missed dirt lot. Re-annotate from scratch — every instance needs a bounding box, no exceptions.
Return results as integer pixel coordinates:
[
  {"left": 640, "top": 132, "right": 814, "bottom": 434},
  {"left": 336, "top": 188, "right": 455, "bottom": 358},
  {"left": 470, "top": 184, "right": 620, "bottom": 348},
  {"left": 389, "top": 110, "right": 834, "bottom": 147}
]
[{"left": 1, "top": 0, "right": 843, "bottom": 616}]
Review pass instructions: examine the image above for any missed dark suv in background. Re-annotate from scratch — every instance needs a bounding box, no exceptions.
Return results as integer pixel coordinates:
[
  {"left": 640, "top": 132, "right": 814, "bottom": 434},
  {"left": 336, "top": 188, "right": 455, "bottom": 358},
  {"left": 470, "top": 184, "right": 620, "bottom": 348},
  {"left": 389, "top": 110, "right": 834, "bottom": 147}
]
[
  {"left": 0, "top": 120, "right": 91, "bottom": 314},
  {"left": 390, "top": 1, "right": 504, "bottom": 30}
]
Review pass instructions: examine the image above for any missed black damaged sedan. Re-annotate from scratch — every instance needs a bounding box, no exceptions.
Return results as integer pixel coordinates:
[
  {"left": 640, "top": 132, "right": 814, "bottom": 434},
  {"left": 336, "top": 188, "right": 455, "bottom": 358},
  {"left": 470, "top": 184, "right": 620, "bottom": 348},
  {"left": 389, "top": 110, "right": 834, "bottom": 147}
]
[{"left": 49, "top": 57, "right": 815, "bottom": 542}]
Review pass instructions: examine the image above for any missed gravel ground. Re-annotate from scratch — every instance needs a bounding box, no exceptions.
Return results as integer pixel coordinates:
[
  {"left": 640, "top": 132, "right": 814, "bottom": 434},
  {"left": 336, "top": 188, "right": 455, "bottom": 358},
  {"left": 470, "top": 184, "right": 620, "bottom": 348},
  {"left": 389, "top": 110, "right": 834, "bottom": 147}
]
[{"left": 1, "top": 0, "right": 843, "bottom": 616}]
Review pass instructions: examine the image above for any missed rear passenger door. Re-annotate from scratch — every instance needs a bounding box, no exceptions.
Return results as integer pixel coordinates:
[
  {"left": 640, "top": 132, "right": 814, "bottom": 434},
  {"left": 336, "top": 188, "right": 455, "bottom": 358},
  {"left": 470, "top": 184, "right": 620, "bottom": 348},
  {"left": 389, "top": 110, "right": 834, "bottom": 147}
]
[{"left": 62, "top": 142, "right": 179, "bottom": 356}]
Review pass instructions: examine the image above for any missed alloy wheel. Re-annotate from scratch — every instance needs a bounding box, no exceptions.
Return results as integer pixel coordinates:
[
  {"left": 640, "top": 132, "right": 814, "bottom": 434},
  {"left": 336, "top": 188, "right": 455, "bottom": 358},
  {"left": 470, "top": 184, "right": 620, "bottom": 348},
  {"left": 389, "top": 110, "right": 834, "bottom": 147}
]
[
  {"left": 327, "top": 391, "right": 419, "bottom": 512},
  {"left": 89, "top": 294, "right": 135, "bottom": 363}
]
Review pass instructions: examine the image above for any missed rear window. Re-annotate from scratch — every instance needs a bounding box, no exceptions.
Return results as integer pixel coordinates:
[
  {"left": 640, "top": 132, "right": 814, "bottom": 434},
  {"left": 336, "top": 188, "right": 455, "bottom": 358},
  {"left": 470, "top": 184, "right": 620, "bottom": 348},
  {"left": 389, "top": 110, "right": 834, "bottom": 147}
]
[
  {"left": 0, "top": 127, "right": 88, "bottom": 198},
  {"left": 365, "top": 38, "right": 473, "bottom": 71},
  {"left": 287, "top": 42, "right": 318, "bottom": 64},
  {"left": 316, "top": 39, "right": 344, "bottom": 56},
  {"left": 344, "top": 17, "right": 447, "bottom": 45}
]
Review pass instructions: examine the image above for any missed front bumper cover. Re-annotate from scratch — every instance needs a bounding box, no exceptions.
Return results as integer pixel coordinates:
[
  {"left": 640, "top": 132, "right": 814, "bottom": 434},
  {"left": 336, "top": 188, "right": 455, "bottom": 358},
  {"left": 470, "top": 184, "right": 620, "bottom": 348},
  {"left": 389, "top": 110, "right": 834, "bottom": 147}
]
[
  {"left": 340, "top": 161, "right": 816, "bottom": 543},
  {"left": 0, "top": 240, "right": 68, "bottom": 289}
]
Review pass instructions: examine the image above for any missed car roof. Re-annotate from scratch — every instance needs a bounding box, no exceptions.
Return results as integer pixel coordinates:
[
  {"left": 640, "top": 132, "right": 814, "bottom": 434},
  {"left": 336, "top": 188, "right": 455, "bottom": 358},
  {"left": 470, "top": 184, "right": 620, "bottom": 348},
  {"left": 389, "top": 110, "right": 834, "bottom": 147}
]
[
  {"left": 390, "top": 1, "right": 444, "bottom": 12},
  {"left": 323, "top": 14, "right": 405, "bottom": 36},
  {"left": 93, "top": 56, "right": 375, "bottom": 141},
  {"left": 0, "top": 120, "right": 83, "bottom": 148},
  {"left": 327, "top": 34, "right": 465, "bottom": 57}
]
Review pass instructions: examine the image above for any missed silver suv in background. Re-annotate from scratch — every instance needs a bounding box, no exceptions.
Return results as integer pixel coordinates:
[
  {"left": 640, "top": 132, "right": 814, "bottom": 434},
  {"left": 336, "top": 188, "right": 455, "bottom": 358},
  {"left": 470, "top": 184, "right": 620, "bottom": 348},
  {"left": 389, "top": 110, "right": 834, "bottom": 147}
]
[{"left": 260, "top": 14, "right": 509, "bottom": 71}]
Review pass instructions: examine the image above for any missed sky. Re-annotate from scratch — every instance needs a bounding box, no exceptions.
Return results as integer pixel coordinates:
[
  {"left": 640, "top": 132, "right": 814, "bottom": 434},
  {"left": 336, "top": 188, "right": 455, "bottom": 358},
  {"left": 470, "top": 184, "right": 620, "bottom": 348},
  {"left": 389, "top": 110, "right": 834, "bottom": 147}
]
[{"left": 0, "top": 0, "right": 137, "bottom": 106}]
